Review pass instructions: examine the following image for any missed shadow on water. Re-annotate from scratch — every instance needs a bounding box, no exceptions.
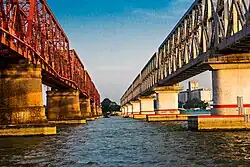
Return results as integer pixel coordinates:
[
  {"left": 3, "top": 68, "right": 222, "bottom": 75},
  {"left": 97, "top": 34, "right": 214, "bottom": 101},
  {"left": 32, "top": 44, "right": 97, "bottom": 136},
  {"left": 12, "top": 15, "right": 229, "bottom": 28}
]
[{"left": 0, "top": 117, "right": 249, "bottom": 167}]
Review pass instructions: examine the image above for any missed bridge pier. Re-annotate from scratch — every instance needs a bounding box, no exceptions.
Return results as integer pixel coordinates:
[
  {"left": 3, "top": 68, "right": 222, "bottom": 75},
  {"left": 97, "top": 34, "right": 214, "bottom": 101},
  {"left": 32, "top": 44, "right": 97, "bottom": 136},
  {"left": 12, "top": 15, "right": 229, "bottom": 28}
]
[
  {"left": 155, "top": 85, "right": 182, "bottom": 114},
  {"left": 90, "top": 101, "right": 97, "bottom": 117},
  {"left": 80, "top": 98, "right": 92, "bottom": 118},
  {"left": 139, "top": 96, "right": 155, "bottom": 115},
  {"left": 131, "top": 100, "right": 140, "bottom": 114},
  {"left": 123, "top": 105, "right": 128, "bottom": 116},
  {"left": 0, "top": 64, "right": 56, "bottom": 136},
  {"left": 121, "top": 106, "right": 125, "bottom": 115},
  {"left": 125, "top": 103, "right": 133, "bottom": 117},
  {"left": 210, "top": 64, "right": 250, "bottom": 115},
  {"left": 46, "top": 90, "right": 86, "bottom": 124},
  {"left": 97, "top": 106, "right": 102, "bottom": 117},
  {"left": 189, "top": 63, "right": 250, "bottom": 131}
]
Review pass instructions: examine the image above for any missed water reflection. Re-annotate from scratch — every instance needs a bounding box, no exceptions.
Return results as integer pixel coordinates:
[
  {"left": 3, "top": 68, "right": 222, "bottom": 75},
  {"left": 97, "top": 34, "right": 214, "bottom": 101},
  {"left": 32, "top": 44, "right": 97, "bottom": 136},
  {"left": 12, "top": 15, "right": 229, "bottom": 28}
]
[{"left": 0, "top": 117, "right": 249, "bottom": 166}]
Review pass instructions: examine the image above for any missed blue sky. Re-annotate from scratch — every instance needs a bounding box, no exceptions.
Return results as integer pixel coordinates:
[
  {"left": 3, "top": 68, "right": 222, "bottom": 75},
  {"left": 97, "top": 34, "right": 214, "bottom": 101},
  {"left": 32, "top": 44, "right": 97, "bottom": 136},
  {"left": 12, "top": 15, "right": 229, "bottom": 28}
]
[{"left": 46, "top": 0, "right": 211, "bottom": 103}]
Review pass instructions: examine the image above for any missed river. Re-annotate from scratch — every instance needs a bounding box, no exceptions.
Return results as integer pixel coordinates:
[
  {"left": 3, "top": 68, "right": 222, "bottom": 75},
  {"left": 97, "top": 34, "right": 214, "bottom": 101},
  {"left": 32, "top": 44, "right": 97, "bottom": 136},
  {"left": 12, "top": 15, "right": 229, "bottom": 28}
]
[{"left": 0, "top": 117, "right": 250, "bottom": 166}]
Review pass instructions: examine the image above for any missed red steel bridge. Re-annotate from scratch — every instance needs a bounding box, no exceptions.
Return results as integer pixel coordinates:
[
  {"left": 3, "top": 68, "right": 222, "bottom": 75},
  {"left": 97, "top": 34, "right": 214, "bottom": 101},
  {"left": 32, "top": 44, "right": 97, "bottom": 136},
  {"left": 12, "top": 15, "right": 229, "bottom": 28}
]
[{"left": 0, "top": 0, "right": 100, "bottom": 106}]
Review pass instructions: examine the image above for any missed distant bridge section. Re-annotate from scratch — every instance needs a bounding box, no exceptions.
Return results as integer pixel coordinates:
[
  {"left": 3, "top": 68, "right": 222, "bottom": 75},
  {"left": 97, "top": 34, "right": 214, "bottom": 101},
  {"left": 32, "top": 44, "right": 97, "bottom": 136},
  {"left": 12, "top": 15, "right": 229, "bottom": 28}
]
[{"left": 121, "top": 0, "right": 250, "bottom": 116}]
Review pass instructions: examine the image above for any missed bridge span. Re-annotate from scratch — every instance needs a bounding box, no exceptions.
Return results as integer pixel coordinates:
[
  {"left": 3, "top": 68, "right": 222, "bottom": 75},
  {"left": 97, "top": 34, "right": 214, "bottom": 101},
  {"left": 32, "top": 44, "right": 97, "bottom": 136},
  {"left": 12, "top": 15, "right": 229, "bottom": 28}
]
[
  {"left": 0, "top": 0, "right": 102, "bottom": 136},
  {"left": 121, "top": 0, "right": 250, "bottom": 130}
]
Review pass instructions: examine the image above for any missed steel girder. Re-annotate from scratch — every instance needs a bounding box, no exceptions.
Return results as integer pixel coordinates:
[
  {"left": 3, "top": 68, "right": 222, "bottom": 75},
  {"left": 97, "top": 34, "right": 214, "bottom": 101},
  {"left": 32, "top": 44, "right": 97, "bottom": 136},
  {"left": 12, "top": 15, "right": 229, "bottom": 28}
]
[
  {"left": 121, "top": 0, "right": 250, "bottom": 106},
  {"left": 0, "top": 0, "right": 100, "bottom": 105}
]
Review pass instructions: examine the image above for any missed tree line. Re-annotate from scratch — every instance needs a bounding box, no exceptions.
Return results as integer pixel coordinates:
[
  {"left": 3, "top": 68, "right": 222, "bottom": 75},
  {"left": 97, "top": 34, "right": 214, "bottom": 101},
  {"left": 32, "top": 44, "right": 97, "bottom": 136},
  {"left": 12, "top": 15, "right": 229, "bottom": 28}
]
[{"left": 101, "top": 98, "right": 120, "bottom": 114}]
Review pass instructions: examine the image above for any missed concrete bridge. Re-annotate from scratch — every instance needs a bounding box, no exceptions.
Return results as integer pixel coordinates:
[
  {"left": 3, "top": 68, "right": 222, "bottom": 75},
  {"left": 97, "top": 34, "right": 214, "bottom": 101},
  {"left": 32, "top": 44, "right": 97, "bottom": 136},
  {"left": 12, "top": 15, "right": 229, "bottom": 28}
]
[
  {"left": 0, "top": 0, "right": 102, "bottom": 136},
  {"left": 121, "top": 0, "right": 250, "bottom": 130}
]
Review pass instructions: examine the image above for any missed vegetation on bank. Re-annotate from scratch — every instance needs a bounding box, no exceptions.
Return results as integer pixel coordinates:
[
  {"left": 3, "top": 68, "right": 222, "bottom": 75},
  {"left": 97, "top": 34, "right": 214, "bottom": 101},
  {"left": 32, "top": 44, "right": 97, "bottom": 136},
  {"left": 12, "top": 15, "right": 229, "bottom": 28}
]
[
  {"left": 101, "top": 98, "right": 120, "bottom": 115},
  {"left": 179, "top": 98, "right": 209, "bottom": 109}
]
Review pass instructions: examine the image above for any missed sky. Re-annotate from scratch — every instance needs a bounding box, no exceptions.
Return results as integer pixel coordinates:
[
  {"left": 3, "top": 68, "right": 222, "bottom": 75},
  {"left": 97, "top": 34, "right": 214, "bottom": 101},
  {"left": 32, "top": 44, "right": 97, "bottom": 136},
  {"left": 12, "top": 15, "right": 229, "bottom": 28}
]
[{"left": 46, "top": 0, "right": 212, "bottom": 103}]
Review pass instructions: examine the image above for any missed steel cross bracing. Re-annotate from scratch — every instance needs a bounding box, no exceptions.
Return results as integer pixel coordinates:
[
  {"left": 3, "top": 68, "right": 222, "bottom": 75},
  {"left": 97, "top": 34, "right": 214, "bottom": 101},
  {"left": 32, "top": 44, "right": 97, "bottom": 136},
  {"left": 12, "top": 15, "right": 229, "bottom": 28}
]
[
  {"left": 121, "top": 0, "right": 250, "bottom": 106},
  {"left": 0, "top": 0, "right": 100, "bottom": 105}
]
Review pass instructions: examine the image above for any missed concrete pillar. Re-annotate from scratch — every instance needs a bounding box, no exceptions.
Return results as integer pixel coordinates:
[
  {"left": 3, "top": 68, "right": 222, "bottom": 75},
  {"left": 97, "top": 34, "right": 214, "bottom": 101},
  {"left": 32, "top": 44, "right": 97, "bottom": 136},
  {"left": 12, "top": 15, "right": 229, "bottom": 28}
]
[
  {"left": 47, "top": 90, "right": 82, "bottom": 120},
  {"left": 131, "top": 100, "right": 140, "bottom": 114},
  {"left": 0, "top": 64, "right": 56, "bottom": 136},
  {"left": 94, "top": 104, "right": 99, "bottom": 116},
  {"left": 139, "top": 96, "right": 155, "bottom": 114},
  {"left": 154, "top": 85, "right": 183, "bottom": 114},
  {"left": 97, "top": 105, "right": 102, "bottom": 116},
  {"left": 80, "top": 98, "right": 92, "bottom": 118},
  {"left": 210, "top": 64, "right": 250, "bottom": 115},
  {"left": 121, "top": 106, "right": 125, "bottom": 115},
  {"left": 124, "top": 105, "right": 129, "bottom": 115},
  {"left": 0, "top": 64, "right": 47, "bottom": 124},
  {"left": 126, "top": 103, "right": 133, "bottom": 114},
  {"left": 91, "top": 101, "right": 97, "bottom": 117}
]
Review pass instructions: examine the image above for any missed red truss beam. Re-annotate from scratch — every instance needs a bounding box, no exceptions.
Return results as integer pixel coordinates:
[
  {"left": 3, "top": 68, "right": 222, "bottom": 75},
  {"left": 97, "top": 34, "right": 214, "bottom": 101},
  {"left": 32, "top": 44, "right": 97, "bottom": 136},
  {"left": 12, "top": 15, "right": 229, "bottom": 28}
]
[
  {"left": 0, "top": 0, "right": 71, "bottom": 84},
  {"left": 0, "top": 0, "right": 101, "bottom": 102},
  {"left": 70, "top": 49, "right": 87, "bottom": 95}
]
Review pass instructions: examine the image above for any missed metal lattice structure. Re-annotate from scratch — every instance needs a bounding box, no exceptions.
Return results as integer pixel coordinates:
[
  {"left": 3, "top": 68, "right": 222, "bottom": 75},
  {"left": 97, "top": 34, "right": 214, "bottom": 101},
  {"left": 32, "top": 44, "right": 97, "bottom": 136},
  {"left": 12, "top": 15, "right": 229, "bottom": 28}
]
[
  {"left": 121, "top": 0, "right": 250, "bottom": 105},
  {"left": 0, "top": 0, "right": 100, "bottom": 104}
]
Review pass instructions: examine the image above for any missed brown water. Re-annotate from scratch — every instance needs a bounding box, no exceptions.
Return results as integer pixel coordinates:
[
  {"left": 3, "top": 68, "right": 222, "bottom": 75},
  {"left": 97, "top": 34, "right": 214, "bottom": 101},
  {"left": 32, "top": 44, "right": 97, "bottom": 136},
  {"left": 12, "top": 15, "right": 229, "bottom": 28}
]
[{"left": 0, "top": 117, "right": 250, "bottom": 167}]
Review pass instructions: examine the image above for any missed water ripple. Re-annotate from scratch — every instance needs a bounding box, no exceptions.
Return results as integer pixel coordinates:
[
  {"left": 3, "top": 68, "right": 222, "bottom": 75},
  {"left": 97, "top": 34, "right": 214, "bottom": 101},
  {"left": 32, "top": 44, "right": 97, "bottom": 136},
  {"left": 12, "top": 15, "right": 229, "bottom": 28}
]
[{"left": 0, "top": 117, "right": 250, "bottom": 167}]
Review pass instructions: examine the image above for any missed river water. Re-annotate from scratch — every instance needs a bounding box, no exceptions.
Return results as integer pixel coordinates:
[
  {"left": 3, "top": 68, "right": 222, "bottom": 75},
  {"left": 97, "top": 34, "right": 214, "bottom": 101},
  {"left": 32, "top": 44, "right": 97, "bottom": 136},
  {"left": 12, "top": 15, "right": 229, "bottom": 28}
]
[{"left": 0, "top": 117, "right": 250, "bottom": 167}]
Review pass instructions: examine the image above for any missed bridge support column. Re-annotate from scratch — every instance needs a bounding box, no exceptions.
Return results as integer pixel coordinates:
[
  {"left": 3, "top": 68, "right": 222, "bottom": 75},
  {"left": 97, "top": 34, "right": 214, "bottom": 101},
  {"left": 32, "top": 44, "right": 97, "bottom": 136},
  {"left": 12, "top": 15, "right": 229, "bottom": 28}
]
[
  {"left": 154, "top": 86, "right": 182, "bottom": 114},
  {"left": 0, "top": 64, "right": 56, "bottom": 136},
  {"left": 80, "top": 98, "right": 92, "bottom": 118},
  {"left": 210, "top": 64, "right": 250, "bottom": 115},
  {"left": 97, "top": 105, "right": 102, "bottom": 116},
  {"left": 47, "top": 90, "right": 86, "bottom": 124},
  {"left": 131, "top": 101, "right": 140, "bottom": 114},
  {"left": 139, "top": 97, "right": 155, "bottom": 115},
  {"left": 121, "top": 106, "right": 125, "bottom": 115},
  {"left": 123, "top": 105, "right": 128, "bottom": 116},
  {"left": 95, "top": 104, "right": 100, "bottom": 116},
  {"left": 126, "top": 103, "right": 133, "bottom": 115},
  {"left": 90, "top": 101, "right": 98, "bottom": 118},
  {"left": 122, "top": 106, "right": 128, "bottom": 116}
]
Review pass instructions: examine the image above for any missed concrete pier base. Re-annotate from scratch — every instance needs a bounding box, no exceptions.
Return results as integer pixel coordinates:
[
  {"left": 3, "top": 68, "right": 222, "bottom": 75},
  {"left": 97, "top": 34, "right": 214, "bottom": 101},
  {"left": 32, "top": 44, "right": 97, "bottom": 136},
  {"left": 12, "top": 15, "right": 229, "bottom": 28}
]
[
  {"left": 47, "top": 90, "right": 83, "bottom": 121},
  {"left": 86, "top": 117, "right": 96, "bottom": 121},
  {"left": 154, "top": 85, "right": 182, "bottom": 114},
  {"left": 146, "top": 114, "right": 189, "bottom": 122},
  {"left": 49, "top": 119, "right": 86, "bottom": 125},
  {"left": 126, "top": 103, "right": 133, "bottom": 115},
  {"left": 90, "top": 101, "right": 98, "bottom": 117},
  {"left": 131, "top": 100, "right": 140, "bottom": 114},
  {"left": 80, "top": 98, "right": 92, "bottom": 118},
  {"left": 188, "top": 115, "right": 250, "bottom": 131},
  {"left": 140, "top": 111, "right": 156, "bottom": 115},
  {"left": 0, "top": 124, "right": 56, "bottom": 136},
  {"left": 0, "top": 64, "right": 56, "bottom": 136},
  {"left": 210, "top": 63, "right": 250, "bottom": 115},
  {"left": 139, "top": 96, "right": 155, "bottom": 115},
  {"left": 133, "top": 114, "right": 147, "bottom": 120}
]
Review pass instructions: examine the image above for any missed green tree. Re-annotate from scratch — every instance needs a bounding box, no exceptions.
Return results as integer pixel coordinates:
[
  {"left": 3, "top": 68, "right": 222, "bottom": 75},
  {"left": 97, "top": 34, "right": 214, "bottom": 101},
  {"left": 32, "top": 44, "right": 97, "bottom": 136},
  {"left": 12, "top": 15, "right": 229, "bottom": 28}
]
[
  {"left": 184, "top": 98, "right": 208, "bottom": 109},
  {"left": 101, "top": 98, "right": 121, "bottom": 114}
]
